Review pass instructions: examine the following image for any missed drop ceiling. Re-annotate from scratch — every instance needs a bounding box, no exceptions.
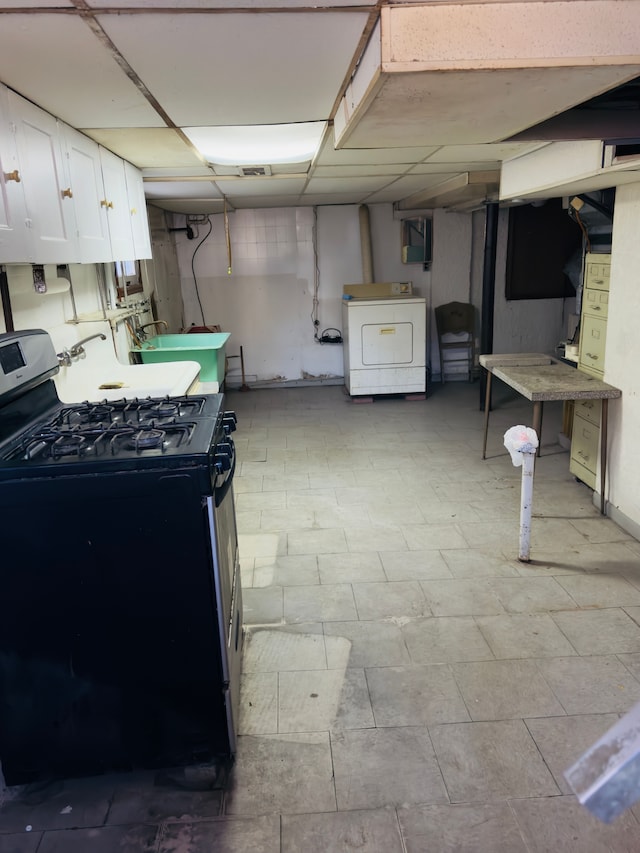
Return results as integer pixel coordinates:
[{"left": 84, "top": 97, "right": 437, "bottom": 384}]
[{"left": 0, "top": 0, "right": 639, "bottom": 213}]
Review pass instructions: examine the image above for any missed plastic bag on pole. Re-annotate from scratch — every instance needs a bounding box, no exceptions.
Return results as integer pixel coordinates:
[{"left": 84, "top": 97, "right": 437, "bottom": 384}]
[{"left": 503, "top": 425, "right": 539, "bottom": 467}]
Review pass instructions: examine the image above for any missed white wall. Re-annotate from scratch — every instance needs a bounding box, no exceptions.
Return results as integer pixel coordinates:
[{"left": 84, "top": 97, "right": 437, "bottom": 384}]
[
  {"left": 174, "top": 203, "right": 495, "bottom": 385},
  {"left": 604, "top": 181, "right": 640, "bottom": 533}
]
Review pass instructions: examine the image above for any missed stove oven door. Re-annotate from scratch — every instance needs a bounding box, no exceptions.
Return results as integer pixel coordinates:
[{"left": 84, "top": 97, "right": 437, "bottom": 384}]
[{"left": 207, "top": 441, "right": 243, "bottom": 752}]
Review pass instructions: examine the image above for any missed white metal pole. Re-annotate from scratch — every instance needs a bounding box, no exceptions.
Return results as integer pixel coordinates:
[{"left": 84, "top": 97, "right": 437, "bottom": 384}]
[{"left": 519, "top": 451, "right": 536, "bottom": 562}]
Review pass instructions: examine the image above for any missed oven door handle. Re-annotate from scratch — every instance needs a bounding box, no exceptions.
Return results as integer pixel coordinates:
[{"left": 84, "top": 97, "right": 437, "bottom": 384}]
[{"left": 214, "top": 438, "right": 236, "bottom": 507}]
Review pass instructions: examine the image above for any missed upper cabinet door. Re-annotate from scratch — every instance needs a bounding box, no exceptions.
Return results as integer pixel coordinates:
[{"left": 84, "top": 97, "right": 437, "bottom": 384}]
[
  {"left": 8, "top": 91, "right": 78, "bottom": 264},
  {"left": 0, "top": 85, "right": 30, "bottom": 262},
  {"left": 124, "top": 160, "right": 151, "bottom": 260},
  {"left": 99, "top": 146, "right": 135, "bottom": 262},
  {"left": 62, "top": 124, "right": 112, "bottom": 264}
]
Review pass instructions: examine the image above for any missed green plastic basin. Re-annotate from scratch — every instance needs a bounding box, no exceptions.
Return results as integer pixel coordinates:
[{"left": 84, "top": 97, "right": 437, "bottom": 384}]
[{"left": 133, "top": 333, "right": 230, "bottom": 383}]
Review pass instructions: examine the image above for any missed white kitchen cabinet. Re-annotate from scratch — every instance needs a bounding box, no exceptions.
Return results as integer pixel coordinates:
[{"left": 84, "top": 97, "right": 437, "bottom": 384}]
[
  {"left": 61, "top": 123, "right": 112, "bottom": 264},
  {"left": 0, "top": 85, "right": 30, "bottom": 261},
  {"left": 124, "top": 160, "right": 152, "bottom": 260},
  {"left": 99, "top": 146, "right": 135, "bottom": 262},
  {"left": 8, "top": 90, "right": 78, "bottom": 264}
]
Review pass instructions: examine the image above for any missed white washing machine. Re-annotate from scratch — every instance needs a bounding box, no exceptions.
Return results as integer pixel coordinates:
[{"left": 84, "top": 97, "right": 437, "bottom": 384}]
[{"left": 342, "top": 296, "right": 427, "bottom": 396}]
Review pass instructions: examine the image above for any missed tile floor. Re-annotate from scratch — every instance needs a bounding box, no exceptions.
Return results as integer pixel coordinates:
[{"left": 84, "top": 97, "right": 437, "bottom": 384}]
[{"left": 2, "top": 380, "right": 640, "bottom": 852}]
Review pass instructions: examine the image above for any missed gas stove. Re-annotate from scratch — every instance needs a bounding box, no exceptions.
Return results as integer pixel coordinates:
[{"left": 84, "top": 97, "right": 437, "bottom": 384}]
[{"left": 0, "top": 329, "right": 242, "bottom": 785}]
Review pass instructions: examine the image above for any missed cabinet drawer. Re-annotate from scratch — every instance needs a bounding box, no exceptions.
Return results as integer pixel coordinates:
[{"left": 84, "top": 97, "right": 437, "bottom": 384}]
[
  {"left": 582, "top": 286, "right": 608, "bottom": 319},
  {"left": 584, "top": 254, "right": 611, "bottom": 291},
  {"left": 570, "top": 454, "right": 597, "bottom": 490},
  {"left": 574, "top": 398, "right": 601, "bottom": 427},
  {"left": 571, "top": 414, "right": 599, "bottom": 474},
  {"left": 579, "top": 315, "right": 607, "bottom": 375}
]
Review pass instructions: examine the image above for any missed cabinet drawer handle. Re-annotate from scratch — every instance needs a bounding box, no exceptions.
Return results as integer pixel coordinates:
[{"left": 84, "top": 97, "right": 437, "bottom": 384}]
[
  {"left": 61, "top": 187, "right": 73, "bottom": 199},
  {"left": 585, "top": 353, "right": 599, "bottom": 361},
  {"left": 592, "top": 305, "right": 601, "bottom": 311},
  {"left": 100, "top": 199, "right": 114, "bottom": 209},
  {"left": 592, "top": 278, "right": 604, "bottom": 284},
  {"left": 3, "top": 169, "right": 20, "bottom": 183},
  {"left": 578, "top": 450, "right": 590, "bottom": 461}
]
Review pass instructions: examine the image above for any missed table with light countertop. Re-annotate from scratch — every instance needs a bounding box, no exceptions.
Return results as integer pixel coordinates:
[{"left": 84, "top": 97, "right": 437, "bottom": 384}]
[{"left": 480, "top": 353, "right": 621, "bottom": 514}]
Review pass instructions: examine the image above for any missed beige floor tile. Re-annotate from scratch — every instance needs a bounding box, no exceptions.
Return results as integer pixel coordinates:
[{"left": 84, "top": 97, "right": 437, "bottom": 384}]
[
  {"left": 225, "top": 733, "right": 336, "bottom": 816},
  {"left": 313, "top": 505, "right": 371, "bottom": 528},
  {"left": 399, "top": 803, "right": 529, "bottom": 853},
  {"left": 242, "top": 586, "right": 283, "bottom": 625},
  {"left": 242, "top": 628, "right": 327, "bottom": 673},
  {"left": 555, "top": 573, "right": 640, "bottom": 608},
  {"left": 262, "top": 474, "right": 309, "bottom": 491},
  {"left": 284, "top": 584, "right": 357, "bottom": 623},
  {"left": 344, "top": 525, "right": 409, "bottom": 553},
  {"left": 477, "top": 613, "right": 578, "bottom": 659},
  {"left": 236, "top": 510, "right": 261, "bottom": 532},
  {"left": 569, "top": 516, "right": 634, "bottom": 544},
  {"left": 282, "top": 809, "right": 404, "bottom": 853},
  {"left": 380, "top": 550, "right": 453, "bottom": 581},
  {"left": 509, "top": 794, "right": 640, "bottom": 852},
  {"left": 331, "top": 727, "right": 448, "bottom": 810},
  {"left": 451, "top": 659, "right": 566, "bottom": 720},
  {"left": 429, "top": 720, "right": 560, "bottom": 803},
  {"left": 366, "top": 664, "right": 470, "bottom": 726},
  {"left": 415, "top": 499, "right": 483, "bottom": 522},
  {"left": 489, "top": 576, "right": 579, "bottom": 613},
  {"left": 534, "top": 655, "right": 640, "bottom": 714},
  {"left": 403, "top": 616, "right": 495, "bottom": 664},
  {"left": 401, "top": 522, "right": 468, "bottom": 551},
  {"left": 253, "top": 554, "right": 319, "bottom": 588},
  {"left": 524, "top": 713, "right": 619, "bottom": 794},
  {"left": 324, "top": 621, "right": 412, "bottom": 668},
  {"left": 353, "top": 581, "right": 431, "bottom": 620},
  {"left": 420, "top": 578, "right": 504, "bottom": 616},
  {"left": 287, "top": 528, "right": 347, "bottom": 556},
  {"left": 552, "top": 608, "right": 640, "bottom": 655},
  {"left": 238, "top": 531, "right": 286, "bottom": 559},
  {"left": 366, "top": 503, "right": 426, "bottom": 526},
  {"left": 284, "top": 488, "right": 337, "bottom": 510},
  {"left": 259, "top": 508, "right": 315, "bottom": 531},
  {"left": 158, "top": 816, "right": 280, "bottom": 853},
  {"left": 318, "top": 552, "right": 386, "bottom": 585},
  {"left": 440, "top": 548, "right": 521, "bottom": 578},
  {"left": 277, "top": 668, "right": 374, "bottom": 733},
  {"left": 238, "top": 672, "right": 278, "bottom": 736}
]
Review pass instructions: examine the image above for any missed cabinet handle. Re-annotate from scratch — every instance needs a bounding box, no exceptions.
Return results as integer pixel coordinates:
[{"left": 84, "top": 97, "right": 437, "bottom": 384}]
[
  {"left": 593, "top": 278, "right": 604, "bottom": 284},
  {"left": 61, "top": 187, "right": 73, "bottom": 199},
  {"left": 3, "top": 169, "right": 20, "bottom": 183},
  {"left": 585, "top": 353, "right": 599, "bottom": 361},
  {"left": 130, "top": 207, "right": 137, "bottom": 215},
  {"left": 578, "top": 450, "right": 590, "bottom": 461},
  {"left": 592, "top": 305, "right": 601, "bottom": 311},
  {"left": 100, "top": 199, "right": 114, "bottom": 209}
]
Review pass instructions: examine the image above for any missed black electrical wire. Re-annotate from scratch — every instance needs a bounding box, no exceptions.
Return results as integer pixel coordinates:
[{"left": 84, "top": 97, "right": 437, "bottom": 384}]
[{"left": 191, "top": 217, "right": 212, "bottom": 324}]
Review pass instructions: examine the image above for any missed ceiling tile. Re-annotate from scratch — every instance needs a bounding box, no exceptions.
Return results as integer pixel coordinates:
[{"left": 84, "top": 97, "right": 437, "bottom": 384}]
[
  {"left": 81, "top": 128, "right": 204, "bottom": 168},
  {"left": 98, "top": 11, "right": 369, "bottom": 126},
  {"left": 0, "top": 14, "right": 163, "bottom": 127},
  {"left": 213, "top": 177, "right": 307, "bottom": 197}
]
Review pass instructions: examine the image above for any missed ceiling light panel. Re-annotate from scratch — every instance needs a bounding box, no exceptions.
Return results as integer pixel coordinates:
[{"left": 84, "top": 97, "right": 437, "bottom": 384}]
[{"left": 184, "top": 123, "right": 326, "bottom": 166}]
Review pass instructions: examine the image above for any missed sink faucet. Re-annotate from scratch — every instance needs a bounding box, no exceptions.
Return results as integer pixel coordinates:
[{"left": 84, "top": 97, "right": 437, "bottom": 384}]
[
  {"left": 68, "top": 333, "right": 107, "bottom": 359},
  {"left": 140, "top": 321, "right": 168, "bottom": 335}
]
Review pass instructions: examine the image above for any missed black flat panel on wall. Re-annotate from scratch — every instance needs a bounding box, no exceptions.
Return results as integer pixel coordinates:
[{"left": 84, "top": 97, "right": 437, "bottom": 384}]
[{"left": 506, "top": 198, "right": 582, "bottom": 300}]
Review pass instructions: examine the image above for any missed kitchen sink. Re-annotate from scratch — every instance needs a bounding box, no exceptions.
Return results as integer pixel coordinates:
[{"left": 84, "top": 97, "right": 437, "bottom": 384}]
[
  {"left": 54, "top": 359, "right": 201, "bottom": 403},
  {"left": 131, "top": 333, "right": 230, "bottom": 383}
]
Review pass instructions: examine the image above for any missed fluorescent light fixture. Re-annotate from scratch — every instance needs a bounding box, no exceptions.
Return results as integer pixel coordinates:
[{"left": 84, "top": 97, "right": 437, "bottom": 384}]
[{"left": 183, "top": 122, "right": 326, "bottom": 166}]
